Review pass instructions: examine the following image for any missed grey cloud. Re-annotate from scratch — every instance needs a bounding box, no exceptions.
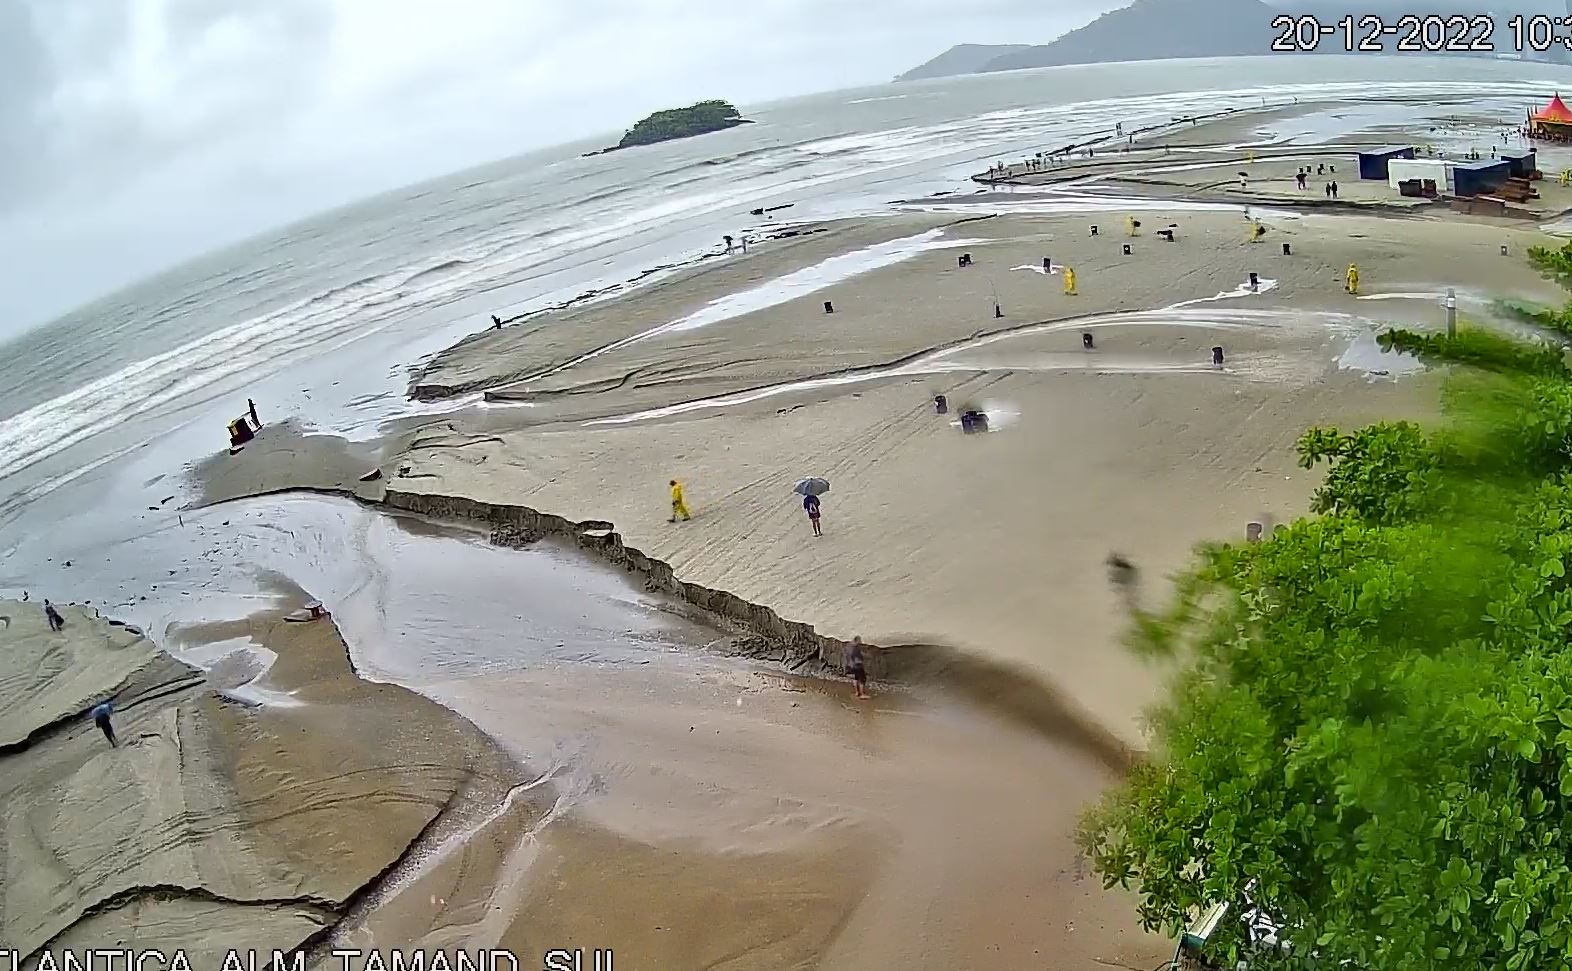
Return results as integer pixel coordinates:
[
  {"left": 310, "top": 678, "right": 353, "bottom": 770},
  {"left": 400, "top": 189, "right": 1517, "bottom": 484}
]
[
  {"left": 1, "top": 0, "right": 1118, "bottom": 331},
  {"left": 19, "top": 0, "right": 332, "bottom": 205},
  {"left": 0, "top": 2, "right": 51, "bottom": 207}
]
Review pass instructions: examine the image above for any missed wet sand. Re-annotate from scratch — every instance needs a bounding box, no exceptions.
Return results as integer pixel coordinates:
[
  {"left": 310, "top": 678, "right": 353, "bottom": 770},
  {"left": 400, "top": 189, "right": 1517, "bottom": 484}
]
[
  {"left": 53, "top": 490, "right": 1165, "bottom": 969},
  {"left": 13, "top": 100, "right": 1568, "bottom": 966},
  {"left": 413, "top": 208, "right": 1563, "bottom": 424},
  {"left": 0, "top": 590, "right": 516, "bottom": 961},
  {"left": 974, "top": 98, "right": 1572, "bottom": 219},
  {"left": 344, "top": 113, "right": 1572, "bottom": 961}
]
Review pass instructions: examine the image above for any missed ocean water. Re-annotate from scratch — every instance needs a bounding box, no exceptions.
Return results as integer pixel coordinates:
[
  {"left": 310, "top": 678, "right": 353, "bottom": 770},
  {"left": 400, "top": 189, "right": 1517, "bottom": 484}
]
[{"left": 1, "top": 54, "right": 1568, "bottom": 535}]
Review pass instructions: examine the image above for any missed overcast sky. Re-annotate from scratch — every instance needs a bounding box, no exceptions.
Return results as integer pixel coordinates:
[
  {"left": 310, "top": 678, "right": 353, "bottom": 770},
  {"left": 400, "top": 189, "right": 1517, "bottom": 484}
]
[{"left": 0, "top": 0, "right": 1121, "bottom": 333}]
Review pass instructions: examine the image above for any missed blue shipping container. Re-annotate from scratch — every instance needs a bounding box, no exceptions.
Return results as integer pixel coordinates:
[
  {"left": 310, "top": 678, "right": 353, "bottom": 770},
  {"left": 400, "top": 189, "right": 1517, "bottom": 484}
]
[
  {"left": 1453, "top": 160, "right": 1511, "bottom": 197},
  {"left": 1358, "top": 146, "right": 1416, "bottom": 180}
]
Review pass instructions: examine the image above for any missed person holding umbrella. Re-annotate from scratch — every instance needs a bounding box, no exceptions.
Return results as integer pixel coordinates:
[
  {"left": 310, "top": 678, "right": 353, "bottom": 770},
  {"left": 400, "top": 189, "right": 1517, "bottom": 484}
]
[{"left": 794, "top": 477, "right": 829, "bottom": 537}]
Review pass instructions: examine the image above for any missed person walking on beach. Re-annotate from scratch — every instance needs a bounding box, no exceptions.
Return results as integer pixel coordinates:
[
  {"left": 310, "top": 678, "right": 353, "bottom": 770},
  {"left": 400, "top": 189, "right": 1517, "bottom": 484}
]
[
  {"left": 804, "top": 493, "right": 822, "bottom": 537},
  {"left": 491, "top": 315, "right": 503, "bottom": 329},
  {"left": 91, "top": 701, "right": 116, "bottom": 747},
  {"left": 668, "top": 479, "right": 691, "bottom": 523},
  {"left": 44, "top": 599, "right": 64, "bottom": 632},
  {"left": 1330, "top": 181, "right": 1339, "bottom": 199},
  {"left": 247, "top": 398, "right": 260, "bottom": 427},
  {"left": 845, "top": 636, "right": 870, "bottom": 700}
]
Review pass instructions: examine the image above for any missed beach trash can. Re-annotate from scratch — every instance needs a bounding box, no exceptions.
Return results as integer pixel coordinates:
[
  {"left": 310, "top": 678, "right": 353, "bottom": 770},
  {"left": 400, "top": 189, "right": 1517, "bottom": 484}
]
[
  {"left": 1282, "top": 243, "right": 1292, "bottom": 256},
  {"left": 1212, "top": 346, "right": 1225, "bottom": 367},
  {"left": 935, "top": 394, "right": 948, "bottom": 415},
  {"left": 227, "top": 418, "right": 254, "bottom": 448},
  {"left": 1248, "top": 272, "right": 1259, "bottom": 292},
  {"left": 824, "top": 300, "right": 834, "bottom": 314},
  {"left": 1082, "top": 332, "right": 1095, "bottom": 349}
]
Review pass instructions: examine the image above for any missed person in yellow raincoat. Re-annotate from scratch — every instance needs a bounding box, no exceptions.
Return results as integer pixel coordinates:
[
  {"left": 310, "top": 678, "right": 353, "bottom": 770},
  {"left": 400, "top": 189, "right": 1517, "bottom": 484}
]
[
  {"left": 669, "top": 479, "right": 691, "bottom": 522},
  {"left": 1063, "top": 266, "right": 1078, "bottom": 296},
  {"left": 1346, "top": 264, "right": 1360, "bottom": 295}
]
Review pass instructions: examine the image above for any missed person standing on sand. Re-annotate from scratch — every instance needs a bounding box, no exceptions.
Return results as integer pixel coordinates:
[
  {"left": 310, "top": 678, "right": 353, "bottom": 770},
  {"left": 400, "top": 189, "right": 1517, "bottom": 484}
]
[
  {"left": 44, "top": 599, "right": 64, "bottom": 632},
  {"left": 668, "top": 479, "right": 691, "bottom": 523},
  {"left": 804, "top": 493, "right": 822, "bottom": 537},
  {"left": 247, "top": 398, "right": 260, "bottom": 427},
  {"left": 845, "top": 636, "right": 870, "bottom": 700},
  {"left": 91, "top": 701, "right": 116, "bottom": 747}
]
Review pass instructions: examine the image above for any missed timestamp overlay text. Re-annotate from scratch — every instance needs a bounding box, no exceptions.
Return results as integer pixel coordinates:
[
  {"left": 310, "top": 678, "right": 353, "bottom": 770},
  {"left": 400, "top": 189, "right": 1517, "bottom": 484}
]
[{"left": 1270, "top": 14, "right": 1572, "bottom": 54}]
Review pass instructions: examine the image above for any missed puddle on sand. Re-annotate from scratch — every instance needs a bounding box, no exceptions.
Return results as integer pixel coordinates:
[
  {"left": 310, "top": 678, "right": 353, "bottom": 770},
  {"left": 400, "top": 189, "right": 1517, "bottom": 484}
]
[
  {"left": 1170, "top": 276, "right": 1279, "bottom": 310},
  {"left": 502, "top": 230, "right": 990, "bottom": 390},
  {"left": 663, "top": 230, "right": 987, "bottom": 335},
  {"left": 1337, "top": 330, "right": 1426, "bottom": 379},
  {"left": 586, "top": 301, "right": 1330, "bottom": 428},
  {"left": 174, "top": 635, "right": 305, "bottom": 709}
]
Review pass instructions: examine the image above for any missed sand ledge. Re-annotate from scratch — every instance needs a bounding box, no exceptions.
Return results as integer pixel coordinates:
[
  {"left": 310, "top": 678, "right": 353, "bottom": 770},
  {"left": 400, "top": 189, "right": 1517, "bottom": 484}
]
[{"left": 0, "top": 596, "right": 526, "bottom": 958}]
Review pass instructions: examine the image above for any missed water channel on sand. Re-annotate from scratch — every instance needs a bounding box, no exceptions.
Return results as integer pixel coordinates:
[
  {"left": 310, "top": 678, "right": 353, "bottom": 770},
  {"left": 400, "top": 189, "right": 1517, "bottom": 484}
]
[{"left": 0, "top": 492, "right": 1156, "bottom": 966}]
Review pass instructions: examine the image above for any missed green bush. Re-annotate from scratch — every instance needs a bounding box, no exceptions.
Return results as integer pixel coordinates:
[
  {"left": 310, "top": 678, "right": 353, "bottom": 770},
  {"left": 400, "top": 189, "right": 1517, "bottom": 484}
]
[{"left": 1081, "top": 287, "right": 1572, "bottom": 969}]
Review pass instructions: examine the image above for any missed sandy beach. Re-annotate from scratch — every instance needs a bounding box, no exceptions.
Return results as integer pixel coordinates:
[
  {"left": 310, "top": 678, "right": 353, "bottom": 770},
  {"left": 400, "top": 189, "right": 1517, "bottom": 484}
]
[
  {"left": 15, "top": 92, "right": 1572, "bottom": 966},
  {"left": 0, "top": 591, "right": 520, "bottom": 961}
]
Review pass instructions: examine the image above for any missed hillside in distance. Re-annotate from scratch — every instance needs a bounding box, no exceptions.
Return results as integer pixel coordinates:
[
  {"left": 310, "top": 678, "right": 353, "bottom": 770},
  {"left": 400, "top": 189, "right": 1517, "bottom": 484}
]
[
  {"left": 894, "top": 0, "right": 1562, "bottom": 81},
  {"left": 895, "top": 43, "right": 1031, "bottom": 81},
  {"left": 981, "top": 0, "right": 1276, "bottom": 73}
]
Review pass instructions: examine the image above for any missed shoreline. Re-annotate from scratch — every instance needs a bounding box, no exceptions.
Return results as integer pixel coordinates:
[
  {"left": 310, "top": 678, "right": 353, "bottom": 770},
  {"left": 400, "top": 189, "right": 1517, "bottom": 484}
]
[
  {"left": 407, "top": 212, "right": 990, "bottom": 402},
  {"left": 14, "top": 85, "right": 1572, "bottom": 963}
]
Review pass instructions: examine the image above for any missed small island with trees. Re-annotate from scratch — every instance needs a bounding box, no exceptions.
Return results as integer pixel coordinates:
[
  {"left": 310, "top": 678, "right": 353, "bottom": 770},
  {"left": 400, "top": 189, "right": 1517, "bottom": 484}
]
[{"left": 588, "top": 100, "right": 752, "bottom": 155}]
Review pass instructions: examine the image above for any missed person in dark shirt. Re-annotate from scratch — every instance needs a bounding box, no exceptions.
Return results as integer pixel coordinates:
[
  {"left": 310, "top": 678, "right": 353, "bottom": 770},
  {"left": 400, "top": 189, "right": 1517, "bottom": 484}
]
[
  {"left": 804, "top": 493, "right": 822, "bottom": 537},
  {"left": 845, "top": 636, "right": 870, "bottom": 700},
  {"left": 44, "top": 599, "right": 64, "bottom": 632},
  {"left": 91, "top": 701, "right": 116, "bottom": 747}
]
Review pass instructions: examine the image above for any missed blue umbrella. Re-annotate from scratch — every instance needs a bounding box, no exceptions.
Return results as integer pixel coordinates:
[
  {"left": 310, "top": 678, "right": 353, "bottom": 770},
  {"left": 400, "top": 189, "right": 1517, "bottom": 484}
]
[{"left": 793, "top": 477, "right": 830, "bottom": 497}]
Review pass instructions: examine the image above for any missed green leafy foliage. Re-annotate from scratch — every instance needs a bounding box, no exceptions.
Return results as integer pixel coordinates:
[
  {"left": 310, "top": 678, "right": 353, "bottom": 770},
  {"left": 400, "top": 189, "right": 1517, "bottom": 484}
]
[
  {"left": 1529, "top": 239, "right": 1572, "bottom": 287},
  {"left": 1080, "top": 290, "right": 1572, "bottom": 969},
  {"left": 615, "top": 100, "right": 746, "bottom": 149},
  {"left": 1493, "top": 298, "right": 1572, "bottom": 342}
]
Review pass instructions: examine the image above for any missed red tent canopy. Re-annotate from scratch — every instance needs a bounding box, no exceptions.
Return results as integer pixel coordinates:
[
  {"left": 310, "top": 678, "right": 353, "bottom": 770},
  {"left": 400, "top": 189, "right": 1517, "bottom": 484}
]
[{"left": 1533, "top": 94, "right": 1572, "bottom": 123}]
